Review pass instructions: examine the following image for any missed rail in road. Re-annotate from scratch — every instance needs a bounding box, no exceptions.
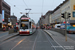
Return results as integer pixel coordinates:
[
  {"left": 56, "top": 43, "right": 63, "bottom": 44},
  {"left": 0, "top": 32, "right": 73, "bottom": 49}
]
[{"left": 0, "top": 29, "right": 64, "bottom": 50}]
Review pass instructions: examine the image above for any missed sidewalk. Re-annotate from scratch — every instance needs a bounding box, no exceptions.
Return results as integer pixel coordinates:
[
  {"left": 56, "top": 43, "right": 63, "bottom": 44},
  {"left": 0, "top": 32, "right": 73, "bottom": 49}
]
[
  {"left": 0, "top": 31, "right": 9, "bottom": 38},
  {"left": 0, "top": 31, "right": 8, "bottom": 33},
  {"left": 44, "top": 30, "right": 75, "bottom": 50},
  {"left": 0, "top": 32, "right": 19, "bottom": 42}
]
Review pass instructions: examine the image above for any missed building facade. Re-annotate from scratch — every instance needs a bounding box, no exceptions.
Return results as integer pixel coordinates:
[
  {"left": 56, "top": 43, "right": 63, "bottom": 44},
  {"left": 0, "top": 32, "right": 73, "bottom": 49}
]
[
  {"left": 0, "top": 0, "right": 10, "bottom": 28},
  {"left": 38, "top": 0, "right": 75, "bottom": 27},
  {"left": 39, "top": 11, "right": 52, "bottom": 26},
  {"left": 0, "top": 0, "right": 2, "bottom": 28},
  {"left": 10, "top": 15, "right": 17, "bottom": 26},
  {"left": 50, "top": 0, "right": 75, "bottom": 26}
]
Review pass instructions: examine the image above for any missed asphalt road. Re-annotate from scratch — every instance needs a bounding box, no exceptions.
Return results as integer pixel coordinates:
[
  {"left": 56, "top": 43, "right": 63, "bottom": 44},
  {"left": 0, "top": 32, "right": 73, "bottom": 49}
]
[
  {"left": 0, "top": 29, "right": 64, "bottom": 50},
  {"left": 0, "top": 31, "right": 8, "bottom": 38}
]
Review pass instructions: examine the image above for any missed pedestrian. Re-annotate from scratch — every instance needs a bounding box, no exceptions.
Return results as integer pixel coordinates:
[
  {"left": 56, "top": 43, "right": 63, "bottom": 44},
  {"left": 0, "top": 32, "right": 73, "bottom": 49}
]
[
  {"left": 3, "top": 27, "right": 6, "bottom": 31},
  {"left": 14, "top": 25, "right": 17, "bottom": 32}
]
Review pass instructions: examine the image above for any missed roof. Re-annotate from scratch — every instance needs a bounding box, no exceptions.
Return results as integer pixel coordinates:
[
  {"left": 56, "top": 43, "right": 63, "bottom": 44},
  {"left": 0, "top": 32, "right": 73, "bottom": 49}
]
[
  {"left": 46, "top": 11, "right": 53, "bottom": 15},
  {"left": 52, "top": 0, "right": 69, "bottom": 13},
  {"left": 2, "top": 0, "right": 10, "bottom": 7},
  {"left": 11, "top": 15, "right": 17, "bottom": 18},
  {"left": 21, "top": 15, "right": 27, "bottom": 18}
]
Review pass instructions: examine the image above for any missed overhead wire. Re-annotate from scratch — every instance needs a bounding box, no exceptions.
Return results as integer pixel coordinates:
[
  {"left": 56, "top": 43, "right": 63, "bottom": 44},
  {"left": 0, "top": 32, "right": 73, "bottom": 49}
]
[
  {"left": 41, "top": 0, "right": 44, "bottom": 15},
  {"left": 5, "top": 0, "right": 23, "bottom": 11},
  {"left": 22, "top": 0, "right": 29, "bottom": 8}
]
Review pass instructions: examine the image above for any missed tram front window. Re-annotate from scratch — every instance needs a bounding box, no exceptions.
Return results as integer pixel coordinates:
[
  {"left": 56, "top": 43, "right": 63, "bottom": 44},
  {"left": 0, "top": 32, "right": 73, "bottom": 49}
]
[{"left": 20, "top": 23, "right": 28, "bottom": 29}]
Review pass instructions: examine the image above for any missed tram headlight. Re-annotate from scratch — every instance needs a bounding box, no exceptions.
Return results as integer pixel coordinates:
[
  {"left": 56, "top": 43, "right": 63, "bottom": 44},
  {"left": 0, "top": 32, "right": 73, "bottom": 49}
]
[
  {"left": 19, "top": 30, "right": 22, "bottom": 32},
  {"left": 27, "top": 30, "right": 29, "bottom": 32}
]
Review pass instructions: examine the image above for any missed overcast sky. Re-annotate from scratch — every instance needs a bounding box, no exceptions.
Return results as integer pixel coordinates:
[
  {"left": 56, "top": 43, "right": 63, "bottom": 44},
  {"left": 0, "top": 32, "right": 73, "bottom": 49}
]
[{"left": 4, "top": 0, "right": 65, "bottom": 24}]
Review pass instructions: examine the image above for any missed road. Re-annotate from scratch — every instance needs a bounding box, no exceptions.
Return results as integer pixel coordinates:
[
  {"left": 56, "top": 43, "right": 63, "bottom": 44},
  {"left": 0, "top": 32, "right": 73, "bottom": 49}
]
[
  {"left": 0, "top": 31, "right": 8, "bottom": 38},
  {"left": 0, "top": 29, "right": 63, "bottom": 50}
]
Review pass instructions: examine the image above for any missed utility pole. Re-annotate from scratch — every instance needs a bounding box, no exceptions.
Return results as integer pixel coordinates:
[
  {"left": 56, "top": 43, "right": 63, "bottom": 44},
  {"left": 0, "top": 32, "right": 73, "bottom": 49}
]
[
  {"left": 61, "top": 12, "right": 71, "bottom": 41},
  {"left": 65, "top": 12, "right": 67, "bottom": 41}
]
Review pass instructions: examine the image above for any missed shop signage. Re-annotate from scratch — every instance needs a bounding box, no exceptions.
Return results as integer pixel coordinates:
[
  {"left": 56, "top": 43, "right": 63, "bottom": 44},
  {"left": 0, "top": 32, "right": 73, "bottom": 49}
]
[{"left": 2, "top": 10, "right": 4, "bottom": 21}]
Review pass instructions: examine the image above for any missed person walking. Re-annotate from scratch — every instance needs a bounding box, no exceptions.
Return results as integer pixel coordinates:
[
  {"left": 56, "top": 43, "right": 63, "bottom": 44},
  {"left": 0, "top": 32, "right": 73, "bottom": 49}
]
[{"left": 14, "top": 25, "right": 17, "bottom": 32}]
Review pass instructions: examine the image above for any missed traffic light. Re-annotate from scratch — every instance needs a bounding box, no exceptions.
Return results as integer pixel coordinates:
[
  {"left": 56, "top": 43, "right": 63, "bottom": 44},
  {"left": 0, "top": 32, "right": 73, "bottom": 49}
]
[
  {"left": 61, "top": 13, "right": 64, "bottom": 18},
  {"left": 68, "top": 13, "right": 71, "bottom": 18}
]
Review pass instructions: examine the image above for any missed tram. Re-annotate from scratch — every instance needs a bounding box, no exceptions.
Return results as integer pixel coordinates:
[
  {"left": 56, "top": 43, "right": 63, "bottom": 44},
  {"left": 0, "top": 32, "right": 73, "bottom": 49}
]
[{"left": 19, "top": 17, "right": 36, "bottom": 35}]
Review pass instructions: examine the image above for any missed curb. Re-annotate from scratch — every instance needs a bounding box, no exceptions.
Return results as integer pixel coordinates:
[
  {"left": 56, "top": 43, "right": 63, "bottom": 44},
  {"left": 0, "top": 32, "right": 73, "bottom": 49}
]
[
  {"left": 0, "top": 31, "right": 8, "bottom": 34},
  {"left": 1, "top": 33, "right": 19, "bottom": 42},
  {"left": 44, "top": 30, "right": 53, "bottom": 40},
  {"left": 44, "top": 30, "right": 65, "bottom": 50}
]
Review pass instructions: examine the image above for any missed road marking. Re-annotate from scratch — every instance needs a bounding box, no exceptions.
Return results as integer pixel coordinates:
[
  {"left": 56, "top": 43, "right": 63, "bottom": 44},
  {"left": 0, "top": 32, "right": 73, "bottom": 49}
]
[
  {"left": 44, "top": 31, "right": 57, "bottom": 50},
  {"left": 11, "top": 37, "right": 26, "bottom": 50},
  {"left": 44, "top": 30, "right": 65, "bottom": 50},
  {"left": 32, "top": 34, "right": 38, "bottom": 50},
  {"left": 0, "top": 36, "right": 19, "bottom": 45},
  {"left": 44, "top": 30, "right": 52, "bottom": 35},
  {"left": 52, "top": 36, "right": 65, "bottom": 50}
]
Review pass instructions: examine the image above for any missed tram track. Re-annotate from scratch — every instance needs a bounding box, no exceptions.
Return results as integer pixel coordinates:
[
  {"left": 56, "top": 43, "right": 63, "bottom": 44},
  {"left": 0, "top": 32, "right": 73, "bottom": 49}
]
[
  {"left": 0, "top": 29, "right": 65, "bottom": 50},
  {"left": 10, "top": 37, "right": 27, "bottom": 50},
  {"left": 32, "top": 29, "right": 57, "bottom": 50},
  {"left": 32, "top": 31, "right": 38, "bottom": 50},
  {"left": 43, "top": 31, "right": 57, "bottom": 50},
  {"left": 0, "top": 36, "right": 20, "bottom": 45},
  {"left": 10, "top": 30, "right": 38, "bottom": 50},
  {"left": 43, "top": 30, "right": 65, "bottom": 50}
]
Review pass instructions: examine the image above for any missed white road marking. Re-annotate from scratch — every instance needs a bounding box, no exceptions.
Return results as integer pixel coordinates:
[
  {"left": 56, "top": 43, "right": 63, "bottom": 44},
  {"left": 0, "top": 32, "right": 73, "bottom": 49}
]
[{"left": 45, "top": 30, "right": 65, "bottom": 50}]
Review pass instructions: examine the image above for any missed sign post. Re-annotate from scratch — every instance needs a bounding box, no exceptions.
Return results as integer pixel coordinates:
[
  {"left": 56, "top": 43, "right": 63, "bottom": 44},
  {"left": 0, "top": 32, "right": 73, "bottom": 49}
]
[
  {"left": 61, "top": 12, "right": 71, "bottom": 41},
  {"left": 65, "top": 12, "right": 67, "bottom": 41}
]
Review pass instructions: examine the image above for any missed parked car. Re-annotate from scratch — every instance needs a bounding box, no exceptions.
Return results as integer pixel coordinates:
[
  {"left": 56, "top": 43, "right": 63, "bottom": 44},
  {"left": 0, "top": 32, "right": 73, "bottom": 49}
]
[
  {"left": 55, "top": 24, "right": 61, "bottom": 29},
  {"left": 67, "top": 26, "right": 75, "bottom": 33},
  {"left": 60, "top": 23, "right": 71, "bottom": 29}
]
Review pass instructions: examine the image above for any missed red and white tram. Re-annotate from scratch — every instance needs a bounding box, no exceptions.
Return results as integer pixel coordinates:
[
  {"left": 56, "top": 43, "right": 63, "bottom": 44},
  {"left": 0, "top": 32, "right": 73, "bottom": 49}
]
[{"left": 19, "top": 17, "right": 36, "bottom": 35}]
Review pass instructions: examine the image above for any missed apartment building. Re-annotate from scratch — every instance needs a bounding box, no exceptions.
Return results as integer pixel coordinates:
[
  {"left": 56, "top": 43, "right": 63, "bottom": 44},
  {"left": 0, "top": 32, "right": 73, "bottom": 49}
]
[
  {"left": 0, "top": 0, "right": 10, "bottom": 28},
  {"left": 50, "top": 0, "right": 75, "bottom": 25}
]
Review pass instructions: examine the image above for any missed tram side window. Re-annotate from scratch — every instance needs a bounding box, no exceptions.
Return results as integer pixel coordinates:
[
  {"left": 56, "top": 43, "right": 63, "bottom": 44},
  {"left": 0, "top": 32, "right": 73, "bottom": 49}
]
[{"left": 29, "top": 22, "right": 31, "bottom": 28}]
